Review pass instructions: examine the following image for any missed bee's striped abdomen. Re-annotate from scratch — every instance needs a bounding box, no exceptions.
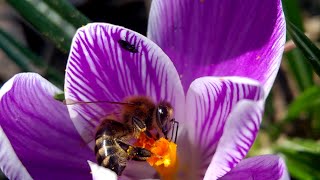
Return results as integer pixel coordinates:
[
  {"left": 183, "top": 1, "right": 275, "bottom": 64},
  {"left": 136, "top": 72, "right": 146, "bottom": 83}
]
[
  {"left": 94, "top": 119, "right": 132, "bottom": 176},
  {"left": 94, "top": 135, "right": 127, "bottom": 175}
]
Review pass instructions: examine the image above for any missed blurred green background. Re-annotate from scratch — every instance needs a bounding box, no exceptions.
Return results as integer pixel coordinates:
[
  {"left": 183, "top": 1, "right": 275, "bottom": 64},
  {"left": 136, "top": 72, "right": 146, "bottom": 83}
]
[{"left": 0, "top": 0, "right": 320, "bottom": 179}]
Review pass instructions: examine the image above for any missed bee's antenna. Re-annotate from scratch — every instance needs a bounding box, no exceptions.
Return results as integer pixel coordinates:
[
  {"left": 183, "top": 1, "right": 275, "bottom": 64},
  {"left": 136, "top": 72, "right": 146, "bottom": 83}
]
[
  {"left": 63, "top": 99, "right": 136, "bottom": 106},
  {"left": 170, "top": 119, "right": 179, "bottom": 143}
]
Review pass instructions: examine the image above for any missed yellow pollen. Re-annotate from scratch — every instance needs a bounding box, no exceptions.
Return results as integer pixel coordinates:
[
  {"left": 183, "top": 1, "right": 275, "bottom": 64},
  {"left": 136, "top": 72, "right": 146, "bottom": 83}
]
[
  {"left": 126, "top": 146, "right": 134, "bottom": 155},
  {"left": 135, "top": 133, "right": 178, "bottom": 180}
]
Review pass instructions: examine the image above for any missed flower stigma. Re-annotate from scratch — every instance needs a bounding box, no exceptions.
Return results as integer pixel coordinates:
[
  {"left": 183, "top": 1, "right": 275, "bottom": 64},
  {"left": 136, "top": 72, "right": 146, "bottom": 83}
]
[{"left": 135, "top": 132, "right": 178, "bottom": 180}]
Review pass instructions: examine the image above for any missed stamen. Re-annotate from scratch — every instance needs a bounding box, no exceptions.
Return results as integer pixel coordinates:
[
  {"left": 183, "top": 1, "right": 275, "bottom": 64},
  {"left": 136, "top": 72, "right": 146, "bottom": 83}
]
[
  {"left": 135, "top": 132, "right": 155, "bottom": 149},
  {"left": 135, "top": 133, "right": 178, "bottom": 180}
]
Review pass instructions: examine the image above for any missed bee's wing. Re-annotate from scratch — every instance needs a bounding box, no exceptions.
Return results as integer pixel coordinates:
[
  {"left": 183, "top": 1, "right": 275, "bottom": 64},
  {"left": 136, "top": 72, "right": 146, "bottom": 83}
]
[
  {"left": 78, "top": 112, "right": 124, "bottom": 149},
  {"left": 63, "top": 99, "right": 128, "bottom": 148}
]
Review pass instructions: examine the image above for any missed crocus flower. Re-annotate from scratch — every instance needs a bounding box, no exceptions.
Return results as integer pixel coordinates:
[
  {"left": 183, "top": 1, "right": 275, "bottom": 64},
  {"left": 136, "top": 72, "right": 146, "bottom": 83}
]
[{"left": 0, "top": 0, "right": 288, "bottom": 179}]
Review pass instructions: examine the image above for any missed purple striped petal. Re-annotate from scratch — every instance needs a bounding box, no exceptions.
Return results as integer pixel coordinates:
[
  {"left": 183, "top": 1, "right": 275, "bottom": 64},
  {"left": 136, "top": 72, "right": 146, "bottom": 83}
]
[
  {"left": 0, "top": 73, "right": 95, "bottom": 180},
  {"left": 148, "top": 0, "right": 286, "bottom": 94},
  {"left": 185, "top": 77, "right": 264, "bottom": 177},
  {"left": 0, "top": 128, "right": 31, "bottom": 180},
  {"left": 65, "top": 23, "right": 184, "bottom": 144},
  {"left": 204, "top": 100, "right": 264, "bottom": 179},
  {"left": 220, "top": 155, "right": 289, "bottom": 180}
]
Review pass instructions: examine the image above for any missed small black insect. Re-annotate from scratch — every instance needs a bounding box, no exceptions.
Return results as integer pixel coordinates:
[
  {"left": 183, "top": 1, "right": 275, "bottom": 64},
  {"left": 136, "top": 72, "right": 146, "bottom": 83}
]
[{"left": 118, "top": 39, "right": 138, "bottom": 53}]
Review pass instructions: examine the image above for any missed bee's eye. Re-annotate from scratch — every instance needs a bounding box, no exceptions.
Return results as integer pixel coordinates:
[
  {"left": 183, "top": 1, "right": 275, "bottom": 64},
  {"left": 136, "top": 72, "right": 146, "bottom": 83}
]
[
  {"left": 158, "top": 106, "right": 168, "bottom": 124},
  {"left": 156, "top": 105, "right": 172, "bottom": 136}
]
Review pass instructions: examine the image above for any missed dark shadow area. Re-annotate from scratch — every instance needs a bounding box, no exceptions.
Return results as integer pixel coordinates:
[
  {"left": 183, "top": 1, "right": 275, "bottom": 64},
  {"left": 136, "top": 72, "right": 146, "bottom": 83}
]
[{"left": 78, "top": 0, "right": 148, "bottom": 35}]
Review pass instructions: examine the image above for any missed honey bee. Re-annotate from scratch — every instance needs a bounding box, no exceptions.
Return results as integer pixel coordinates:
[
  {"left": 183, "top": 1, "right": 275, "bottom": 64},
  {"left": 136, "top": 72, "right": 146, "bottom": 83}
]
[{"left": 65, "top": 96, "right": 178, "bottom": 176}]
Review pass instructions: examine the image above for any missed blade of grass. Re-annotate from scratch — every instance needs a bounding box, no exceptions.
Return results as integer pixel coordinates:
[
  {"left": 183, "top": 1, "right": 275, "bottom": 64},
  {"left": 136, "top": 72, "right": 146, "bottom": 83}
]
[
  {"left": 0, "top": 30, "right": 31, "bottom": 72},
  {"left": 286, "top": 20, "right": 320, "bottom": 134},
  {"left": 282, "top": 0, "right": 314, "bottom": 91},
  {"left": 0, "top": 28, "right": 64, "bottom": 87},
  {"left": 285, "top": 50, "right": 314, "bottom": 90},
  {"left": 7, "top": 0, "right": 76, "bottom": 53},
  {"left": 287, "top": 21, "right": 320, "bottom": 77},
  {"left": 279, "top": 138, "right": 320, "bottom": 154},
  {"left": 42, "top": 0, "right": 90, "bottom": 28},
  {"left": 275, "top": 139, "right": 320, "bottom": 179},
  {"left": 281, "top": 150, "right": 320, "bottom": 180},
  {"left": 283, "top": 86, "right": 320, "bottom": 122},
  {"left": 282, "top": 0, "right": 304, "bottom": 29}
]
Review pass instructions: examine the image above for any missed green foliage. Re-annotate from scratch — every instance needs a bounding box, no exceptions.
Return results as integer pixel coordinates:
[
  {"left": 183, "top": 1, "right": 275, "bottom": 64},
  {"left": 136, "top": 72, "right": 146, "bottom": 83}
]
[
  {"left": 282, "top": 0, "right": 304, "bottom": 29},
  {"left": 278, "top": 5, "right": 320, "bottom": 176},
  {"left": 6, "top": 0, "right": 90, "bottom": 53},
  {"left": 287, "top": 21, "right": 320, "bottom": 77},
  {"left": 284, "top": 86, "right": 320, "bottom": 122},
  {"left": 276, "top": 139, "right": 320, "bottom": 180},
  {"left": 0, "top": 29, "right": 32, "bottom": 71},
  {"left": 6, "top": 0, "right": 73, "bottom": 52},
  {"left": 283, "top": 151, "right": 320, "bottom": 180},
  {"left": 0, "top": 29, "right": 63, "bottom": 87},
  {"left": 282, "top": 0, "right": 314, "bottom": 91},
  {"left": 42, "top": 0, "right": 90, "bottom": 28},
  {"left": 1, "top": 0, "right": 91, "bottom": 87}
]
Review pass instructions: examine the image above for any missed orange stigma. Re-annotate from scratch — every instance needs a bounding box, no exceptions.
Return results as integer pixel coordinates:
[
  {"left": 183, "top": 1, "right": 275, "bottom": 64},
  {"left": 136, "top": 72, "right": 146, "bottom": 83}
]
[{"left": 135, "top": 133, "right": 178, "bottom": 180}]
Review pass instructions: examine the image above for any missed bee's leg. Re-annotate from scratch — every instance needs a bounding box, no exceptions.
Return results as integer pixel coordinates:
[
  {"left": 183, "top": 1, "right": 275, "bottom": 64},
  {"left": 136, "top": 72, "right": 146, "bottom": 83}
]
[
  {"left": 96, "top": 119, "right": 132, "bottom": 138},
  {"left": 130, "top": 147, "right": 152, "bottom": 161},
  {"left": 115, "top": 139, "right": 151, "bottom": 161},
  {"left": 132, "top": 116, "right": 146, "bottom": 132},
  {"left": 170, "top": 119, "right": 179, "bottom": 143},
  {"left": 132, "top": 116, "right": 154, "bottom": 138},
  {"left": 104, "top": 155, "right": 126, "bottom": 176}
]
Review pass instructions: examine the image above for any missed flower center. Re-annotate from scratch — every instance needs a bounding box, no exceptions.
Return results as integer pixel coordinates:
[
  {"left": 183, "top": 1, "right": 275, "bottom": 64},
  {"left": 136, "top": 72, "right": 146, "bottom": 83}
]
[{"left": 135, "top": 132, "right": 178, "bottom": 180}]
